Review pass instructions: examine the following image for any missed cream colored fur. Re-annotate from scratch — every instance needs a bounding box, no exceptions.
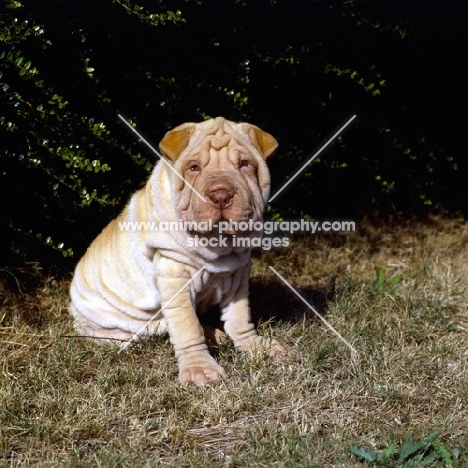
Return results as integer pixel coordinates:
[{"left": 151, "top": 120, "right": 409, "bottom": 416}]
[{"left": 69, "top": 117, "right": 286, "bottom": 385}]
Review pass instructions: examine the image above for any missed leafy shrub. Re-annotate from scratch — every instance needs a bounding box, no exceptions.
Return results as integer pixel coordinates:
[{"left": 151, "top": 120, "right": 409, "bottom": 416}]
[{"left": 1, "top": 0, "right": 464, "bottom": 268}]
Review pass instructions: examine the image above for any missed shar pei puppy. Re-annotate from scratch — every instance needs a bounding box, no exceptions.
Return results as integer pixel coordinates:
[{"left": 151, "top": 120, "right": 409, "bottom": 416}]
[{"left": 69, "top": 117, "right": 286, "bottom": 385}]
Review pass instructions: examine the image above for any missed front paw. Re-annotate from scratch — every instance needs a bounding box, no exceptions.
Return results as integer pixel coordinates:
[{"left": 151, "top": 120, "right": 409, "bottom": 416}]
[{"left": 178, "top": 354, "right": 228, "bottom": 386}]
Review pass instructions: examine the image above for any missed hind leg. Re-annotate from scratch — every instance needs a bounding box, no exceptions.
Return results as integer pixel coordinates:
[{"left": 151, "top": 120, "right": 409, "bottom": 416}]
[{"left": 202, "top": 325, "right": 228, "bottom": 351}]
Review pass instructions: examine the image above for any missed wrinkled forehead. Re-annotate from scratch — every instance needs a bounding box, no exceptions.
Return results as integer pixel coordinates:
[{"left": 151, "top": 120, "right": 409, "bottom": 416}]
[{"left": 185, "top": 121, "right": 257, "bottom": 166}]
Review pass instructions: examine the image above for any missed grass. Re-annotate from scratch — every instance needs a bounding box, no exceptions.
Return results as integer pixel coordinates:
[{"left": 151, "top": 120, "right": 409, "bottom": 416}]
[{"left": 1, "top": 216, "right": 468, "bottom": 466}]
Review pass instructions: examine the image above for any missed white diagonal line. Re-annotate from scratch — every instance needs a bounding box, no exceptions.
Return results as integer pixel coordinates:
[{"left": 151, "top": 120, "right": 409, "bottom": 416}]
[
  {"left": 269, "top": 266, "right": 358, "bottom": 355},
  {"left": 268, "top": 114, "right": 357, "bottom": 203},
  {"left": 118, "top": 114, "right": 208, "bottom": 203},
  {"left": 118, "top": 266, "right": 206, "bottom": 352}
]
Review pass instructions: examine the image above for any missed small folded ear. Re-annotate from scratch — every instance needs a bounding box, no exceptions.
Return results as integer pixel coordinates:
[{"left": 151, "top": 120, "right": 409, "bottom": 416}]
[
  {"left": 159, "top": 122, "right": 196, "bottom": 161},
  {"left": 244, "top": 124, "right": 278, "bottom": 159}
]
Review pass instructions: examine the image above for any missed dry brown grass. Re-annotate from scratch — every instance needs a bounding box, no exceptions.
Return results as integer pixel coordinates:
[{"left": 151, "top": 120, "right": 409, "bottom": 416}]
[{"left": 1, "top": 216, "right": 468, "bottom": 466}]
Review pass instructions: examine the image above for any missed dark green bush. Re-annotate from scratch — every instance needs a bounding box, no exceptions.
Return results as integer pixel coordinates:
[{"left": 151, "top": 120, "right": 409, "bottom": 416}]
[{"left": 1, "top": 0, "right": 464, "bottom": 269}]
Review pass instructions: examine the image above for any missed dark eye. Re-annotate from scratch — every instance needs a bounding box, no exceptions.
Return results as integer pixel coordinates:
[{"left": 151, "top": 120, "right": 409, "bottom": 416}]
[
  {"left": 240, "top": 159, "right": 250, "bottom": 168},
  {"left": 188, "top": 163, "right": 199, "bottom": 172}
]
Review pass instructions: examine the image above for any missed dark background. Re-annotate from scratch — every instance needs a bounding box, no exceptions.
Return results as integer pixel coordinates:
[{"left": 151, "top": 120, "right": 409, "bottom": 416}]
[{"left": 1, "top": 0, "right": 466, "bottom": 271}]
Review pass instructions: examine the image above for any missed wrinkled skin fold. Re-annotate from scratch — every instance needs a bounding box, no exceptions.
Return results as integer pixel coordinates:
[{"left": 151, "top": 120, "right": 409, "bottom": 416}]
[{"left": 69, "top": 117, "right": 286, "bottom": 385}]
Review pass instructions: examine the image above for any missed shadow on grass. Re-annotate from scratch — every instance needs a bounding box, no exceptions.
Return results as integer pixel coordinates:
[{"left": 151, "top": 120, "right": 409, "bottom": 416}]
[
  {"left": 201, "top": 276, "right": 336, "bottom": 332},
  {"left": 249, "top": 277, "right": 336, "bottom": 325}
]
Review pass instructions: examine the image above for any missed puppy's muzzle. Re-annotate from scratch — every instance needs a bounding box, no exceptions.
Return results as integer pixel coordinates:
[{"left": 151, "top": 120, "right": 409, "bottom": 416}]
[{"left": 206, "top": 182, "right": 236, "bottom": 209}]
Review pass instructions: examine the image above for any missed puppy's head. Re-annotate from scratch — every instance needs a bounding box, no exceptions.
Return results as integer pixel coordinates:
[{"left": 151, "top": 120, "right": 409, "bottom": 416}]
[{"left": 159, "top": 117, "right": 278, "bottom": 235}]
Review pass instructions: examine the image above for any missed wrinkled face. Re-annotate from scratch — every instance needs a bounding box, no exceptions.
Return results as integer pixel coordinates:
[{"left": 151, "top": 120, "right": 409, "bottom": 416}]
[
  {"left": 161, "top": 119, "right": 277, "bottom": 237},
  {"left": 176, "top": 134, "right": 266, "bottom": 234}
]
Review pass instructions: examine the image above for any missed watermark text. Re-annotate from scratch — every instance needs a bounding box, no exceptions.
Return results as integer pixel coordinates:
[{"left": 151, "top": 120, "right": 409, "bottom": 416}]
[
  {"left": 117, "top": 219, "right": 355, "bottom": 251},
  {"left": 118, "top": 219, "right": 355, "bottom": 235}
]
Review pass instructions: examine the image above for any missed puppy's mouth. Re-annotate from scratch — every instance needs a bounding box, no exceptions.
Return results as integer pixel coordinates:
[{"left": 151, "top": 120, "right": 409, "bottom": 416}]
[
  {"left": 212, "top": 218, "right": 238, "bottom": 236},
  {"left": 185, "top": 216, "right": 258, "bottom": 237}
]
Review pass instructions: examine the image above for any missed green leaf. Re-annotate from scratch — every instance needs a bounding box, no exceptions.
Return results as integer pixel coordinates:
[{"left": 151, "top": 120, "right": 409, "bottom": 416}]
[
  {"left": 374, "top": 266, "right": 386, "bottom": 288},
  {"left": 433, "top": 439, "right": 454, "bottom": 466},
  {"left": 388, "top": 274, "right": 403, "bottom": 290},
  {"left": 348, "top": 444, "right": 379, "bottom": 462},
  {"left": 421, "top": 431, "right": 440, "bottom": 445},
  {"left": 6, "top": 0, "right": 23, "bottom": 9},
  {"left": 382, "top": 443, "right": 396, "bottom": 459},
  {"left": 398, "top": 437, "right": 425, "bottom": 463}
]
